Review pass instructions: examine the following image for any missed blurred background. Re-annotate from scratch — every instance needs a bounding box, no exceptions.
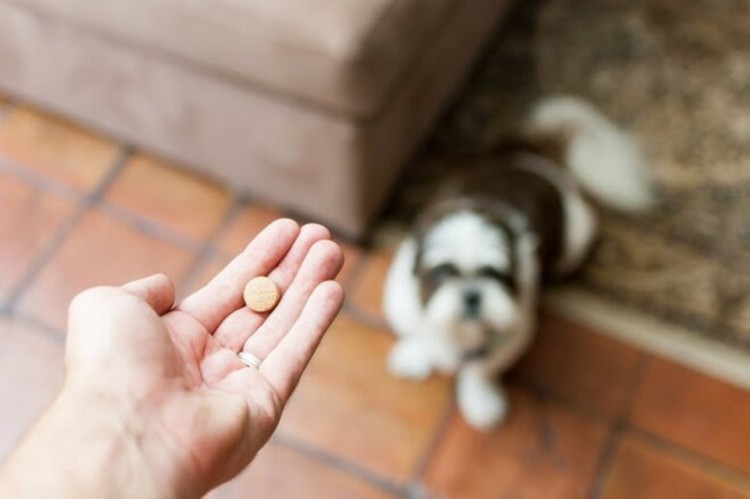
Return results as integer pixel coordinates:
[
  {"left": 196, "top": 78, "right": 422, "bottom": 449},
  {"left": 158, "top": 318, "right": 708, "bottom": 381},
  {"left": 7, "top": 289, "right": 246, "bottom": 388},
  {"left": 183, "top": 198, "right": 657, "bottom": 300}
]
[{"left": 1, "top": 0, "right": 749, "bottom": 497}]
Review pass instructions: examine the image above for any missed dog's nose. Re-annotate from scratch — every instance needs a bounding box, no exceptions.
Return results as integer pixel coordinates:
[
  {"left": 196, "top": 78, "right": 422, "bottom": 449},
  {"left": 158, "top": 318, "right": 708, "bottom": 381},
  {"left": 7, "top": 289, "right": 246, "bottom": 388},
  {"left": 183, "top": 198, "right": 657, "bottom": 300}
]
[{"left": 463, "top": 290, "right": 482, "bottom": 317}]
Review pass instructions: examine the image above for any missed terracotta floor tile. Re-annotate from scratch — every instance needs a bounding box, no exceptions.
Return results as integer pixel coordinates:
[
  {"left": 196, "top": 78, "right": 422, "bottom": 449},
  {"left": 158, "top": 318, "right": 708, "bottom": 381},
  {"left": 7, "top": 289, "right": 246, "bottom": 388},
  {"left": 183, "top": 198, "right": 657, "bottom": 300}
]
[
  {"left": 105, "top": 154, "right": 232, "bottom": 241},
  {"left": 349, "top": 249, "right": 393, "bottom": 323},
  {"left": 18, "top": 210, "right": 197, "bottom": 332},
  {"left": 0, "top": 318, "right": 65, "bottom": 459},
  {"left": 602, "top": 435, "right": 750, "bottom": 499},
  {"left": 424, "top": 386, "right": 608, "bottom": 499},
  {"left": 630, "top": 357, "right": 750, "bottom": 475},
  {"left": 225, "top": 442, "right": 395, "bottom": 499},
  {"left": 216, "top": 203, "right": 285, "bottom": 257},
  {"left": 0, "top": 107, "right": 119, "bottom": 191},
  {"left": 335, "top": 240, "right": 362, "bottom": 286},
  {"left": 178, "top": 256, "right": 229, "bottom": 301},
  {"left": 512, "top": 314, "right": 643, "bottom": 420},
  {"left": 0, "top": 175, "right": 75, "bottom": 300},
  {"left": 277, "top": 314, "right": 453, "bottom": 483}
]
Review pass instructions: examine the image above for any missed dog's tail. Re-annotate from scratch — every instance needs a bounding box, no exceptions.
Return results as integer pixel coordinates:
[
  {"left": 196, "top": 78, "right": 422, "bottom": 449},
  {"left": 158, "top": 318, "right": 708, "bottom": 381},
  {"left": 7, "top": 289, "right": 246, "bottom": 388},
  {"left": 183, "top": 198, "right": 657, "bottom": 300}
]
[{"left": 525, "top": 95, "right": 655, "bottom": 212}]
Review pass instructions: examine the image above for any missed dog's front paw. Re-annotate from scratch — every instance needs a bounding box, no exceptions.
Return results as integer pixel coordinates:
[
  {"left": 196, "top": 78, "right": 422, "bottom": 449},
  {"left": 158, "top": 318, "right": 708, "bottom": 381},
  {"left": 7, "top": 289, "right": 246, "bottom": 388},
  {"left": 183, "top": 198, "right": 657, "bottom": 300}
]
[
  {"left": 457, "top": 375, "right": 508, "bottom": 431},
  {"left": 387, "top": 340, "right": 433, "bottom": 381}
]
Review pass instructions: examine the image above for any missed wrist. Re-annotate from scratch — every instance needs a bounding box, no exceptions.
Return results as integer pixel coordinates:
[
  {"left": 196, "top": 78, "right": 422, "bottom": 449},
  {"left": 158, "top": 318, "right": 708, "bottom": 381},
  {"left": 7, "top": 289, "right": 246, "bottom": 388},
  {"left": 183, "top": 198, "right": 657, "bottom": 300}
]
[{"left": 0, "top": 388, "right": 200, "bottom": 499}]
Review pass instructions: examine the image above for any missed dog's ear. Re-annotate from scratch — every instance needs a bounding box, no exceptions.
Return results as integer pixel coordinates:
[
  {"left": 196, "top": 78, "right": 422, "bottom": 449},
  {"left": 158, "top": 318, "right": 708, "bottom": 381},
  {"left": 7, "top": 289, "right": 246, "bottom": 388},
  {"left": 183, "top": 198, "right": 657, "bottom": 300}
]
[
  {"left": 412, "top": 243, "right": 423, "bottom": 276},
  {"left": 514, "top": 233, "right": 541, "bottom": 286},
  {"left": 410, "top": 221, "right": 430, "bottom": 277},
  {"left": 516, "top": 233, "right": 540, "bottom": 256}
]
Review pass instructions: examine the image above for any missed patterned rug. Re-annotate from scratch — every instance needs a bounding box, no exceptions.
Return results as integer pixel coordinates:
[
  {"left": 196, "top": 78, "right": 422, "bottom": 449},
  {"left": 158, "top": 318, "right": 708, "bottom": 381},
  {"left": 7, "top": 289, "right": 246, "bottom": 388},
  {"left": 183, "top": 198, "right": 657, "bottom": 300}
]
[{"left": 380, "top": 0, "right": 750, "bottom": 374}]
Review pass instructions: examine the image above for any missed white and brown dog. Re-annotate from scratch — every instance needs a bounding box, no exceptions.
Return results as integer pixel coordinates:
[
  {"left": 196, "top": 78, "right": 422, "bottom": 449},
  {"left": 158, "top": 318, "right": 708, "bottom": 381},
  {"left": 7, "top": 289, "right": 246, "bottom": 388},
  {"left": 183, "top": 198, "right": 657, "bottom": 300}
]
[{"left": 383, "top": 96, "right": 653, "bottom": 430}]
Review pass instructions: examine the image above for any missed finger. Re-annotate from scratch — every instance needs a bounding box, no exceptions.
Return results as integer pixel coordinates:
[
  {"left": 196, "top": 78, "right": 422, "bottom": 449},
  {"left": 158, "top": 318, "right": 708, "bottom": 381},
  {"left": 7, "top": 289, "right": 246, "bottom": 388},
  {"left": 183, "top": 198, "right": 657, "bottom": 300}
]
[
  {"left": 176, "top": 218, "right": 299, "bottom": 333},
  {"left": 241, "top": 240, "right": 343, "bottom": 357},
  {"left": 213, "top": 224, "right": 335, "bottom": 350},
  {"left": 264, "top": 223, "right": 331, "bottom": 298},
  {"left": 120, "top": 274, "right": 176, "bottom": 315},
  {"left": 260, "top": 281, "right": 344, "bottom": 402}
]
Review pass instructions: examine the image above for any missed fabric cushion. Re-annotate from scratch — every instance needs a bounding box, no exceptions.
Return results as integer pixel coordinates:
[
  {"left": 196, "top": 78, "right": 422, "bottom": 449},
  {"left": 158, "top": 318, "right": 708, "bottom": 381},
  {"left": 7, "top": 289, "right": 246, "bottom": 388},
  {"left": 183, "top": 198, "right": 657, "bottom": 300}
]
[{"left": 10, "top": 0, "right": 456, "bottom": 117}]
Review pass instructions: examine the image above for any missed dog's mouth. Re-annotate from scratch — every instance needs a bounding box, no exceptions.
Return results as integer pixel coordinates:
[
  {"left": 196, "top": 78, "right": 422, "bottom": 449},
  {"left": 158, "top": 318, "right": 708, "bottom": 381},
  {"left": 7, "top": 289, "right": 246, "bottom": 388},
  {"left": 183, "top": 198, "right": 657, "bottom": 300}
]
[
  {"left": 460, "top": 329, "right": 514, "bottom": 362},
  {"left": 459, "top": 324, "right": 494, "bottom": 361},
  {"left": 454, "top": 320, "right": 488, "bottom": 349},
  {"left": 462, "top": 342, "right": 490, "bottom": 362},
  {"left": 455, "top": 320, "right": 516, "bottom": 362}
]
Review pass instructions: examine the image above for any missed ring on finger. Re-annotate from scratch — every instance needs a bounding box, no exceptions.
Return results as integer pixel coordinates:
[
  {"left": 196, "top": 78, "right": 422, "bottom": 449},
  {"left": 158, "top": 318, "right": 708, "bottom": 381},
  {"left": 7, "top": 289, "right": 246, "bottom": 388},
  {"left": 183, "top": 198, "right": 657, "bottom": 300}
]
[{"left": 238, "top": 350, "right": 262, "bottom": 370}]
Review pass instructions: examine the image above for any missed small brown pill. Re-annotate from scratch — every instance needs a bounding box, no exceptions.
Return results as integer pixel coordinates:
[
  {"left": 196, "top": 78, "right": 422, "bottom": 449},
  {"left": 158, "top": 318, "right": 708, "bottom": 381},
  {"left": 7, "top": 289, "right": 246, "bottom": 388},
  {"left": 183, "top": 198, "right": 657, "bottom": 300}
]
[{"left": 243, "top": 276, "right": 281, "bottom": 313}]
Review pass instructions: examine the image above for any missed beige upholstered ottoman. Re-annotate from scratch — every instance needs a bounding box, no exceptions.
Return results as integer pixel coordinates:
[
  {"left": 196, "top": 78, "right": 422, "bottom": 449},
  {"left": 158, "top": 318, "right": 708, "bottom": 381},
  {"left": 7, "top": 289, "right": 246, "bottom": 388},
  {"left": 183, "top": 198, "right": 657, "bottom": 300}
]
[{"left": 0, "top": 0, "right": 507, "bottom": 237}]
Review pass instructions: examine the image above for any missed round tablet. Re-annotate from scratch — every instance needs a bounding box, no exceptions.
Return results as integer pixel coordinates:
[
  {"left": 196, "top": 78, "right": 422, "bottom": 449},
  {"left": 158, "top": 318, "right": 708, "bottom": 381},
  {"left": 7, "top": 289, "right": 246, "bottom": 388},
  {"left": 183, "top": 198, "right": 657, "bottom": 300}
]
[{"left": 243, "top": 276, "right": 281, "bottom": 313}]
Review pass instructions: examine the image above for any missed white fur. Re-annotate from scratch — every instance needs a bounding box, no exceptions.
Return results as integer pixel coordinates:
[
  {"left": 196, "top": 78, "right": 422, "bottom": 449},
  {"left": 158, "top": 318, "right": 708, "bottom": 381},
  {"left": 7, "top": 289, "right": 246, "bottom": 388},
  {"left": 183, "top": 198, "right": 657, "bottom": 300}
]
[
  {"left": 383, "top": 237, "right": 463, "bottom": 377},
  {"left": 421, "top": 212, "right": 511, "bottom": 272},
  {"left": 384, "top": 213, "right": 541, "bottom": 430},
  {"left": 457, "top": 366, "right": 508, "bottom": 429},
  {"left": 471, "top": 231, "right": 540, "bottom": 373},
  {"left": 528, "top": 95, "right": 654, "bottom": 212},
  {"left": 383, "top": 237, "right": 423, "bottom": 340},
  {"left": 387, "top": 337, "right": 434, "bottom": 381}
]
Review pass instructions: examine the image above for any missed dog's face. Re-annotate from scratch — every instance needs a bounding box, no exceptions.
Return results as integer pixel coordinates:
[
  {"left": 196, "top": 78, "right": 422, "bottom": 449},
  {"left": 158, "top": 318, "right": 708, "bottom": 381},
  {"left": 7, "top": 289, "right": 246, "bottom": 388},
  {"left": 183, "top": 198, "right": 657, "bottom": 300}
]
[{"left": 414, "top": 210, "right": 524, "bottom": 351}]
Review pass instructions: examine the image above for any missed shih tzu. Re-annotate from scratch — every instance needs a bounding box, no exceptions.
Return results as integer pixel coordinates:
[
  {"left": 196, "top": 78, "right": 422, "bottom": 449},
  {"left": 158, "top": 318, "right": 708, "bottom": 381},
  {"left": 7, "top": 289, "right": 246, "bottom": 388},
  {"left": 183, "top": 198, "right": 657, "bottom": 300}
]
[{"left": 383, "top": 96, "right": 653, "bottom": 430}]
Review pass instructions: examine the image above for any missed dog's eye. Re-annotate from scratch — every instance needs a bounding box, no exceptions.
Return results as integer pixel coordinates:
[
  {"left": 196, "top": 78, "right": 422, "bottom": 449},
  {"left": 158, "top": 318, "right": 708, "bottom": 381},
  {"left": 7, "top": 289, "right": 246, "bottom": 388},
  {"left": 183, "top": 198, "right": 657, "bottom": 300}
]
[
  {"left": 477, "top": 266, "right": 516, "bottom": 292},
  {"left": 477, "top": 266, "right": 503, "bottom": 280},
  {"left": 428, "top": 264, "right": 459, "bottom": 284}
]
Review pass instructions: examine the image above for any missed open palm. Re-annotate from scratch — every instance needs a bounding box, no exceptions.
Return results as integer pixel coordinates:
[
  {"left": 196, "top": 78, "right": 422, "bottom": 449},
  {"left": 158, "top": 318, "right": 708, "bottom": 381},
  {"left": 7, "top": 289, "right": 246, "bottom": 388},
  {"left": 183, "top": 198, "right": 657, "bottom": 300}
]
[{"left": 64, "top": 219, "right": 344, "bottom": 495}]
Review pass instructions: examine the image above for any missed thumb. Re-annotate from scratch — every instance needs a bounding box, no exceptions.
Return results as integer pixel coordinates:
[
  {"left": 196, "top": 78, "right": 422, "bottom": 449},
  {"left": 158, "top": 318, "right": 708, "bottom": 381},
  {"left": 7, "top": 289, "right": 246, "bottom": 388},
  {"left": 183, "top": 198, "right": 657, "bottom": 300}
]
[
  {"left": 65, "top": 281, "right": 177, "bottom": 387},
  {"left": 121, "top": 274, "right": 176, "bottom": 315}
]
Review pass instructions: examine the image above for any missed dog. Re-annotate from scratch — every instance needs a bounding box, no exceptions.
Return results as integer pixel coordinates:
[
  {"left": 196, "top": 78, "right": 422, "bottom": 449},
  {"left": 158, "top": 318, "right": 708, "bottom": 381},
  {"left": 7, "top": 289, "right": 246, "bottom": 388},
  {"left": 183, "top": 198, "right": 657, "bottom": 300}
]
[{"left": 382, "top": 96, "right": 653, "bottom": 430}]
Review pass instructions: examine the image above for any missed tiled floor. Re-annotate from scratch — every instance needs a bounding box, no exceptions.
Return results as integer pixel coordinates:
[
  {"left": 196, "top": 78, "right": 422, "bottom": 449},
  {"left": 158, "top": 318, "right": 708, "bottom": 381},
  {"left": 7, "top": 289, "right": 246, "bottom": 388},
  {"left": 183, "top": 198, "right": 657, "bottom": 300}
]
[{"left": 1, "top": 99, "right": 749, "bottom": 498}]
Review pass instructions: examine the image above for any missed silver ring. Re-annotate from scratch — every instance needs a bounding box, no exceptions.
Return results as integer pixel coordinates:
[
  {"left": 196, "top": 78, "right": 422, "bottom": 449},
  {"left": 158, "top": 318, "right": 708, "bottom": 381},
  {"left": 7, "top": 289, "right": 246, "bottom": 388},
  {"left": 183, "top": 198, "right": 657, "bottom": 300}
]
[{"left": 238, "top": 351, "right": 262, "bottom": 370}]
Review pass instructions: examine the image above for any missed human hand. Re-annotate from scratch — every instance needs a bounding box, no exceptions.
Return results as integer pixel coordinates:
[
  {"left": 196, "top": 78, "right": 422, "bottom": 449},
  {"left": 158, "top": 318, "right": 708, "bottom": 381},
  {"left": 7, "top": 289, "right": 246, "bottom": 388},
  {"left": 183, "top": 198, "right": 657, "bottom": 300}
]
[{"left": 0, "top": 219, "right": 344, "bottom": 498}]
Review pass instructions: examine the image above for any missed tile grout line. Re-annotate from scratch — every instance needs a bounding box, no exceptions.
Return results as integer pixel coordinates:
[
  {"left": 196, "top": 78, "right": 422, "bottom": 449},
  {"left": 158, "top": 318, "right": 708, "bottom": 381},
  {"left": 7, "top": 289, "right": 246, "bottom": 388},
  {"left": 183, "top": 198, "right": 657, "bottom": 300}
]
[
  {"left": 342, "top": 302, "right": 392, "bottom": 332},
  {"left": 11, "top": 312, "right": 67, "bottom": 347},
  {"left": 0, "top": 205, "right": 82, "bottom": 315},
  {"left": 0, "top": 156, "right": 84, "bottom": 202},
  {"left": 2, "top": 143, "right": 235, "bottom": 305},
  {"left": 509, "top": 375, "right": 613, "bottom": 424},
  {"left": 2, "top": 146, "right": 238, "bottom": 258},
  {"left": 618, "top": 352, "right": 653, "bottom": 429},
  {"left": 177, "top": 195, "right": 248, "bottom": 297},
  {"left": 2, "top": 147, "right": 132, "bottom": 314},
  {"left": 586, "top": 353, "right": 652, "bottom": 499},
  {"left": 271, "top": 433, "right": 406, "bottom": 496},
  {"left": 586, "top": 422, "right": 626, "bottom": 499},
  {"left": 94, "top": 146, "right": 237, "bottom": 256},
  {"left": 339, "top": 245, "right": 369, "bottom": 299},
  {"left": 629, "top": 427, "right": 750, "bottom": 490},
  {"left": 98, "top": 201, "right": 205, "bottom": 253},
  {"left": 338, "top": 238, "right": 370, "bottom": 294},
  {"left": 406, "top": 399, "right": 457, "bottom": 495}
]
